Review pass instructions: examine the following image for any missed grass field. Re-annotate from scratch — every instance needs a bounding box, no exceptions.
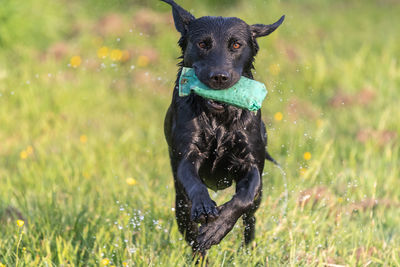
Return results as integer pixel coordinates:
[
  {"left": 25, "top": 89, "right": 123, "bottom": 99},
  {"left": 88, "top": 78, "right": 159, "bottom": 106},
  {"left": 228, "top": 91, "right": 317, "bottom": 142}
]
[{"left": 1, "top": 0, "right": 400, "bottom": 266}]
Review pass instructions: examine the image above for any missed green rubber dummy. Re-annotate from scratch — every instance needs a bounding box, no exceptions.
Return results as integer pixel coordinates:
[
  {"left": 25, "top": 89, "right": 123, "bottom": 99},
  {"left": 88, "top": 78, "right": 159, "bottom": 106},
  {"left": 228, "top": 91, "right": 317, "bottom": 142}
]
[{"left": 178, "top": 67, "right": 268, "bottom": 111}]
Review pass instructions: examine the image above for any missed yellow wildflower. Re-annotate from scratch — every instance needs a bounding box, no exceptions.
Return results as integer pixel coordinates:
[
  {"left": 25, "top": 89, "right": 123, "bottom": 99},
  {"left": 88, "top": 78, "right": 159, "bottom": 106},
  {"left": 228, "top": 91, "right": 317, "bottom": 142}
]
[
  {"left": 26, "top": 145, "right": 34, "bottom": 155},
  {"left": 137, "top": 55, "right": 149, "bottom": 67},
  {"left": 83, "top": 171, "right": 90, "bottom": 179},
  {"left": 110, "top": 49, "right": 122, "bottom": 61},
  {"left": 303, "top": 152, "right": 312, "bottom": 161},
  {"left": 269, "top": 63, "right": 280, "bottom": 76},
  {"left": 80, "top": 135, "right": 87, "bottom": 144},
  {"left": 316, "top": 119, "right": 324, "bottom": 128},
  {"left": 0, "top": 262, "right": 6, "bottom": 267},
  {"left": 299, "top": 167, "right": 307, "bottom": 177},
  {"left": 70, "top": 56, "right": 82, "bottom": 68},
  {"left": 97, "top": 47, "right": 109, "bottom": 59},
  {"left": 17, "top": 220, "right": 25, "bottom": 227},
  {"left": 126, "top": 177, "right": 137, "bottom": 186},
  {"left": 101, "top": 258, "right": 110, "bottom": 265},
  {"left": 337, "top": 197, "right": 344, "bottom": 204},
  {"left": 274, "top": 112, "right": 283, "bottom": 121},
  {"left": 122, "top": 262, "right": 128, "bottom": 267},
  {"left": 20, "top": 150, "right": 28, "bottom": 160}
]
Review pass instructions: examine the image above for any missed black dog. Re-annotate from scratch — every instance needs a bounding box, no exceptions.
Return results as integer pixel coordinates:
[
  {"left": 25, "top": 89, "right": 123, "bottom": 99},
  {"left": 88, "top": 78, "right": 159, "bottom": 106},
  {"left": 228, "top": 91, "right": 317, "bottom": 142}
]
[{"left": 162, "top": 0, "right": 284, "bottom": 254}]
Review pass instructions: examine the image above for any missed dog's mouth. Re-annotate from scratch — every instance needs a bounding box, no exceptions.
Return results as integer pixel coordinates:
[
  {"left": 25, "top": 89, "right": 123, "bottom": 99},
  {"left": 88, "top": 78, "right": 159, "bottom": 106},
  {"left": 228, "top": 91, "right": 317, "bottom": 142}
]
[{"left": 206, "top": 99, "right": 225, "bottom": 111}]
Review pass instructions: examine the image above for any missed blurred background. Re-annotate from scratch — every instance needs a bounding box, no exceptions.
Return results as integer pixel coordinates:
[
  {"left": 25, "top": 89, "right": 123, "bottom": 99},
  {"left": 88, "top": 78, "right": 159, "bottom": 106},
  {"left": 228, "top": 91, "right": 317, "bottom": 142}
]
[{"left": 0, "top": 0, "right": 399, "bottom": 266}]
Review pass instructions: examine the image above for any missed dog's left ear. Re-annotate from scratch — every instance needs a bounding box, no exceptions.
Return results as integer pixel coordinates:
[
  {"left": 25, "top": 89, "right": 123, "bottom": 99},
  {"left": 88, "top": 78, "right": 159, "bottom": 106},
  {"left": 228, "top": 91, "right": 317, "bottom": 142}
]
[
  {"left": 251, "top": 15, "right": 285, "bottom": 38},
  {"left": 161, "top": 0, "right": 195, "bottom": 36}
]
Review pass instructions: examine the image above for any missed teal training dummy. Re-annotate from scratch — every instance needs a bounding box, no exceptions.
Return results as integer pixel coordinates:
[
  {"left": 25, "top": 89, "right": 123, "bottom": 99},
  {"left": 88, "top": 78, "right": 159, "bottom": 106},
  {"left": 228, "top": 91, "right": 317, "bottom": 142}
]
[{"left": 178, "top": 67, "right": 268, "bottom": 111}]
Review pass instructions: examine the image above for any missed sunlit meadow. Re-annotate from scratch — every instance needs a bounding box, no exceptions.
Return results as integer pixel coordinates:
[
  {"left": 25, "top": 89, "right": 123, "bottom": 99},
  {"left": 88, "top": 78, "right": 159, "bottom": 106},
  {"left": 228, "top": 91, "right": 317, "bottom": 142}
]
[{"left": 0, "top": 0, "right": 399, "bottom": 266}]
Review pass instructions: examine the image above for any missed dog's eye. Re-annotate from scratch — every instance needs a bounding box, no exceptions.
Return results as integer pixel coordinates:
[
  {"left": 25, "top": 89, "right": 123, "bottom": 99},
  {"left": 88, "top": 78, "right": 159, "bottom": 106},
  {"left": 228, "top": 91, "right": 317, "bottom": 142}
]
[
  {"left": 198, "top": 41, "right": 207, "bottom": 49},
  {"left": 232, "top": 42, "right": 241, "bottom": 49}
]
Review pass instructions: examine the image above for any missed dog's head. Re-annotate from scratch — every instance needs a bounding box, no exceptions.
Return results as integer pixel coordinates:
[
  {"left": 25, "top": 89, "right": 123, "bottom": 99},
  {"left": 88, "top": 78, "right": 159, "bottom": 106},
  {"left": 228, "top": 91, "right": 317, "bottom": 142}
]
[{"left": 162, "top": 0, "right": 284, "bottom": 90}]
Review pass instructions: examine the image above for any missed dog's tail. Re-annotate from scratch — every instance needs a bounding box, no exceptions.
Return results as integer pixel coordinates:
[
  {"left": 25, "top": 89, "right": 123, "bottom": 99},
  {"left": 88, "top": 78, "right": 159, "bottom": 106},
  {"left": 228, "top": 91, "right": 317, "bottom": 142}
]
[{"left": 266, "top": 150, "right": 280, "bottom": 166}]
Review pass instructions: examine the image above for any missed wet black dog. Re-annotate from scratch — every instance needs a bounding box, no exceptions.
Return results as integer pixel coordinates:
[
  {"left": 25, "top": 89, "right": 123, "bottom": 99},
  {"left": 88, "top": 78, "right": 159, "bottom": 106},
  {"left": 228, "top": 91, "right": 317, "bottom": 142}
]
[{"left": 162, "top": 0, "right": 284, "bottom": 254}]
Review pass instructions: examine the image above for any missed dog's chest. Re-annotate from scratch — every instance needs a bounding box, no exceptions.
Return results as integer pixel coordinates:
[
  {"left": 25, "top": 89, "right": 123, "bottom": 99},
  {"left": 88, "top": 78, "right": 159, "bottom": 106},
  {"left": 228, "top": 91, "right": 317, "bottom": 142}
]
[{"left": 198, "top": 126, "right": 255, "bottom": 191}]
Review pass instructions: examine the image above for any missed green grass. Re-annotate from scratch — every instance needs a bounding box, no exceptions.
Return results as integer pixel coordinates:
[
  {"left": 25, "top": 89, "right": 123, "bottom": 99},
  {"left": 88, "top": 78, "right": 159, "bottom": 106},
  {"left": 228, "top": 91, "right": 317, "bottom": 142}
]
[{"left": 1, "top": 0, "right": 400, "bottom": 266}]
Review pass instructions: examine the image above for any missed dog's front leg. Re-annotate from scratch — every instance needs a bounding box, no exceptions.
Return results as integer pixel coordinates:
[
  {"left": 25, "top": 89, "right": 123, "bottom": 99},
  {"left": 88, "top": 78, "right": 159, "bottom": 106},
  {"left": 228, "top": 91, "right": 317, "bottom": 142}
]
[
  {"left": 196, "top": 166, "right": 261, "bottom": 251},
  {"left": 177, "top": 159, "right": 219, "bottom": 224}
]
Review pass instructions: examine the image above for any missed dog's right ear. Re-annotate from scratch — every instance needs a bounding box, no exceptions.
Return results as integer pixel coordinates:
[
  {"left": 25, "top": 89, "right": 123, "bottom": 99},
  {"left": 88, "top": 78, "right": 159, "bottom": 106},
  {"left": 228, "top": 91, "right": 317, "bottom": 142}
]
[
  {"left": 161, "top": 0, "right": 195, "bottom": 35},
  {"left": 251, "top": 15, "right": 285, "bottom": 38}
]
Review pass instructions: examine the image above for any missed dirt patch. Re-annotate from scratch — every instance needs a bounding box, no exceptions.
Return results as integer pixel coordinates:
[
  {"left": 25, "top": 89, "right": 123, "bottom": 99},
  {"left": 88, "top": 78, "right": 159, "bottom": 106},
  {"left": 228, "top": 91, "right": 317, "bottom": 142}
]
[
  {"left": 286, "top": 97, "right": 319, "bottom": 121},
  {"left": 356, "top": 128, "right": 397, "bottom": 146},
  {"left": 95, "top": 13, "right": 126, "bottom": 36},
  {"left": 132, "top": 48, "right": 160, "bottom": 65},
  {"left": 132, "top": 9, "right": 172, "bottom": 35},
  {"left": 346, "top": 198, "right": 399, "bottom": 214},
  {"left": 298, "top": 186, "right": 335, "bottom": 209},
  {"left": 47, "top": 42, "right": 70, "bottom": 61},
  {"left": 329, "top": 88, "right": 376, "bottom": 108},
  {"left": 0, "top": 206, "right": 26, "bottom": 225},
  {"left": 276, "top": 40, "right": 300, "bottom": 62}
]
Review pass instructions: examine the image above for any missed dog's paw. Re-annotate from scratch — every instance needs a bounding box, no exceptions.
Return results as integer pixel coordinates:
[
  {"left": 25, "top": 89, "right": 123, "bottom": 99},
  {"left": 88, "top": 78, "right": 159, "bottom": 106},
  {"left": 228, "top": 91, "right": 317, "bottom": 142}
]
[
  {"left": 191, "top": 196, "right": 218, "bottom": 224},
  {"left": 196, "top": 216, "right": 234, "bottom": 251}
]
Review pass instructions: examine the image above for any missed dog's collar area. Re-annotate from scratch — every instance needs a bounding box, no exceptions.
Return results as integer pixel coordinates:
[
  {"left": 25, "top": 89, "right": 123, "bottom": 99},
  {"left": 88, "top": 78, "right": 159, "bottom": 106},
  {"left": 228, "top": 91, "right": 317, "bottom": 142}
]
[{"left": 178, "top": 67, "right": 268, "bottom": 111}]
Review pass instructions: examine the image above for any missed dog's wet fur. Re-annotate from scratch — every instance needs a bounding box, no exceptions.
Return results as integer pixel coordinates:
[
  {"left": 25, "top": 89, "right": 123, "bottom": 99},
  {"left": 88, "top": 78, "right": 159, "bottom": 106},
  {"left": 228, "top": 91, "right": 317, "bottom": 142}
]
[{"left": 162, "top": 0, "right": 284, "bottom": 254}]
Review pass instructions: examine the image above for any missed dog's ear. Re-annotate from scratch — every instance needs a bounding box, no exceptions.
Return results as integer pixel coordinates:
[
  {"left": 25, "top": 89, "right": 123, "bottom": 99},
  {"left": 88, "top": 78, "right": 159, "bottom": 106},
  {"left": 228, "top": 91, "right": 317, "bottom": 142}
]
[
  {"left": 161, "top": 0, "right": 195, "bottom": 35},
  {"left": 251, "top": 15, "right": 285, "bottom": 38}
]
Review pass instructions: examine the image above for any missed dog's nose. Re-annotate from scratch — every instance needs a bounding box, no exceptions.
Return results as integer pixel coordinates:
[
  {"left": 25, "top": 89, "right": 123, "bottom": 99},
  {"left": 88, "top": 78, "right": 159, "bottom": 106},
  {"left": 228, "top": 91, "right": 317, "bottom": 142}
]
[{"left": 209, "top": 71, "right": 230, "bottom": 88}]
